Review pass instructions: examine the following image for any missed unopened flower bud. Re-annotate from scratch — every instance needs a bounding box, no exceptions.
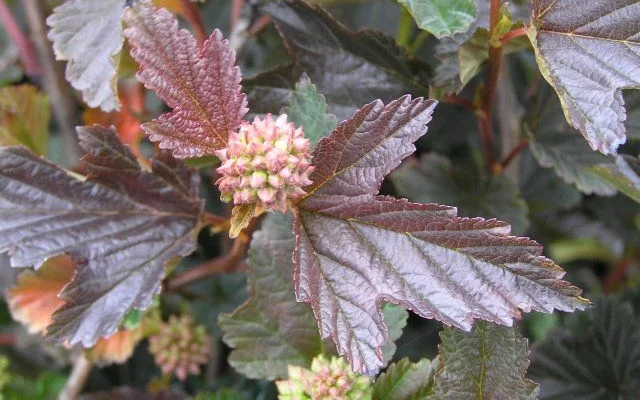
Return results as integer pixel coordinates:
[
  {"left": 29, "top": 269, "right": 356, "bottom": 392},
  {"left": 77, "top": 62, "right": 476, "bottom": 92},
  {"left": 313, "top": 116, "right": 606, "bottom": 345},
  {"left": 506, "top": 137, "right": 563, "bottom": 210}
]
[{"left": 215, "top": 114, "right": 314, "bottom": 212}]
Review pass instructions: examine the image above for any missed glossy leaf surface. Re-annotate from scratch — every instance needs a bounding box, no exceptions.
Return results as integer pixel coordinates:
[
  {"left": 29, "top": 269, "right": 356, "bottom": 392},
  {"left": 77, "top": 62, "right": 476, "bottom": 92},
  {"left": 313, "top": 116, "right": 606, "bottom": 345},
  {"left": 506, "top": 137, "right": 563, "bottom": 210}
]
[
  {"left": 294, "top": 95, "right": 588, "bottom": 374},
  {"left": 0, "top": 126, "right": 202, "bottom": 346},
  {"left": 530, "top": 0, "right": 640, "bottom": 154}
]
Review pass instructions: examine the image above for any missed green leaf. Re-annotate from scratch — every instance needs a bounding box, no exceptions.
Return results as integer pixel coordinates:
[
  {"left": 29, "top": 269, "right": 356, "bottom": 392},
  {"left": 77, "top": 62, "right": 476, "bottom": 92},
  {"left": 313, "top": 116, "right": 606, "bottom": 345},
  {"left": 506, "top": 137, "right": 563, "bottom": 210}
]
[
  {"left": 458, "top": 27, "right": 530, "bottom": 87},
  {"left": 397, "top": 0, "right": 476, "bottom": 38},
  {"left": 219, "top": 213, "right": 323, "bottom": 380},
  {"left": 373, "top": 358, "right": 438, "bottom": 400},
  {"left": 391, "top": 153, "right": 529, "bottom": 234},
  {"left": 433, "top": 1, "right": 529, "bottom": 93},
  {"left": 591, "top": 155, "right": 640, "bottom": 203},
  {"left": 47, "top": 0, "right": 125, "bottom": 111},
  {"left": 530, "top": 292, "right": 640, "bottom": 399},
  {"left": 528, "top": 131, "right": 617, "bottom": 196},
  {"left": 0, "top": 85, "right": 50, "bottom": 155},
  {"left": 251, "top": 0, "right": 431, "bottom": 121},
  {"left": 381, "top": 304, "right": 409, "bottom": 368},
  {"left": 431, "top": 322, "right": 539, "bottom": 399},
  {"left": 282, "top": 74, "right": 338, "bottom": 149},
  {"left": 519, "top": 149, "right": 582, "bottom": 213},
  {"left": 529, "top": 0, "right": 640, "bottom": 154}
]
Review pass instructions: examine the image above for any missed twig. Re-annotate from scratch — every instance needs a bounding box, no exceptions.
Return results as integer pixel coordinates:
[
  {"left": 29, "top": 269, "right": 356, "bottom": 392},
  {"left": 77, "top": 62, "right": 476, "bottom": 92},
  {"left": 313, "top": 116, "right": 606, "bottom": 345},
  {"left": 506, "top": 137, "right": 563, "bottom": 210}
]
[
  {"left": 441, "top": 94, "right": 476, "bottom": 112},
  {"left": 21, "top": 0, "right": 81, "bottom": 166},
  {"left": 0, "top": 333, "right": 16, "bottom": 346},
  {"left": 59, "top": 354, "right": 93, "bottom": 400},
  {"left": 231, "top": 0, "right": 244, "bottom": 30},
  {"left": 500, "top": 27, "right": 528, "bottom": 46},
  {"left": 409, "top": 30, "right": 430, "bottom": 55},
  {"left": 248, "top": 15, "right": 272, "bottom": 36},
  {"left": 497, "top": 139, "right": 528, "bottom": 172},
  {"left": 0, "top": 0, "right": 41, "bottom": 76},
  {"left": 396, "top": 7, "right": 413, "bottom": 48},
  {"left": 477, "top": 0, "right": 503, "bottom": 168},
  {"left": 166, "top": 216, "right": 260, "bottom": 289},
  {"left": 179, "top": 0, "right": 206, "bottom": 45}
]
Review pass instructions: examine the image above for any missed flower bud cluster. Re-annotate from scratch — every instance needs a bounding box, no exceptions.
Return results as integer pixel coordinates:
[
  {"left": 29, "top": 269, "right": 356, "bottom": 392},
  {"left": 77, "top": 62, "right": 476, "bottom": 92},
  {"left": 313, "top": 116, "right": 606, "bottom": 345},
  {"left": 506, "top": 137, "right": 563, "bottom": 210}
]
[
  {"left": 276, "top": 355, "right": 372, "bottom": 400},
  {"left": 148, "top": 315, "right": 211, "bottom": 381},
  {"left": 215, "top": 114, "right": 314, "bottom": 212}
]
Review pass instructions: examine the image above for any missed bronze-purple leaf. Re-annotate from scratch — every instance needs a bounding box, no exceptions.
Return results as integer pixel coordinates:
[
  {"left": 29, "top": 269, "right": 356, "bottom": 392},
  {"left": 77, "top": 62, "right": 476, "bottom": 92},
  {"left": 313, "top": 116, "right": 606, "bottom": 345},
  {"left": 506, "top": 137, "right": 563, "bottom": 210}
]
[
  {"left": 124, "top": 2, "right": 248, "bottom": 158},
  {"left": 293, "top": 95, "right": 589, "bottom": 375},
  {"left": 0, "top": 125, "right": 202, "bottom": 347}
]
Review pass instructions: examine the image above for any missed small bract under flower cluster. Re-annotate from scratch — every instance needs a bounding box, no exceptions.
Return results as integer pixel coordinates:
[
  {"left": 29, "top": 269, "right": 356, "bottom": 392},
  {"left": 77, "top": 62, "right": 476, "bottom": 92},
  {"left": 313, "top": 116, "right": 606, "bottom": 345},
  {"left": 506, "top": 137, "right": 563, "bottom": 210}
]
[
  {"left": 148, "top": 315, "right": 211, "bottom": 381},
  {"left": 276, "top": 355, "right": 372, "bottom": 400},
  {"left": 215, "top": 114, "right": 314, "bottom": 212}
]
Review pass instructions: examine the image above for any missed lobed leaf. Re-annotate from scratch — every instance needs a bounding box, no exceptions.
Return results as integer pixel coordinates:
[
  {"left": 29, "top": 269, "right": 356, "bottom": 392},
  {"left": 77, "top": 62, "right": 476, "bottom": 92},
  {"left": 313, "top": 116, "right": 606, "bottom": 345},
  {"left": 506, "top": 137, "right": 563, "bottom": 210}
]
[
  {"left": 294, "top": 95, "right": 588, "bottom": 375},
  {"left": 46, "top": 0, "right": 125, "bottom": 111},
  {"left": 529, "top": 0, "right": 640, "bottom": 154},
  {"left": 529, "top": 293, "right": 640, "bottom": 399},
  {"left": 219, "top": 213, "right": 323, "bottom": 380},
  {"left": 398, "top": 0, "right": 476, "bottom": 38},
  {"left": 0, "top": 125, "right": 202, "bottom": 347},
  {"left": 391, "top": 153, "right": 529, "bottom": 234},
  {"left": 0, "top": 85, "right": 50, "bottom": 155},
  {"left": 250, "top": 0, "right": 431, "bottom": 121},
  {"left": 373, "top": 357, "right": 438, "bottom": 400},
  {"left": 124, "top": 1, "right": 247, "bottom": 158},
  {"left": 430, "top": 322, "right": 539, "bottom": 399}
]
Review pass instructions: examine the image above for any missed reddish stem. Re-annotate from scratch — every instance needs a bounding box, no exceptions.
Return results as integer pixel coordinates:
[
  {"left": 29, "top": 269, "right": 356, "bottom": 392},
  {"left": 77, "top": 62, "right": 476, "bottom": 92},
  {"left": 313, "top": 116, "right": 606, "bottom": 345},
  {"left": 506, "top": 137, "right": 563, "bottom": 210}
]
[
  {"left": 478, "top": 0, "right": 503, "bottom": 168},
  {"left": 500, "top": 27, "right": 528, "bottom": 46},
  {"left": 180, "top": 0, "right": 207, "bottom": 45},
  {"left": 441, "top": 94, "right": 476, "bottom": 112},
  {"left": 498, "top": 139, "right": 529, "bottom": 171},
  {"left": 248, "top": 15, "right": 273, "bottom": 36},
  {"left": 166, "top": 216, "right": 261, "bottom": 289},
  {"left": 0, "top": 0, "right": 41, "bottom": 76},
  {"left": 0, "top": 333, "right": 16, "bottom": 346}
]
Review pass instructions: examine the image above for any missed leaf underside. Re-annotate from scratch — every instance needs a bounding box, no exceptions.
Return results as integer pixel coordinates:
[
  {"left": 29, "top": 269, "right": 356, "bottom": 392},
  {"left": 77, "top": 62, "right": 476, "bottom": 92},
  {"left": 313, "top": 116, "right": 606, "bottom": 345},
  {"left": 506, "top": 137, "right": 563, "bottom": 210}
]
[
  {"left": 46, "top": 0, "right": 125, "bottom": 111},
  {"left": 294, "top": 95, "right": 588, "bottom": 375},
  {"left": 530, "top": 0, "right": 640, "bottom": 154},
  {"left": 124, "top": 2, "right": 247, "bottom": 158},
  {"left": 431, "top": 322, "right": 539, "bottom": 399},
  {"left": 0, "top": 126, "right": 202, "bottom": 347}
]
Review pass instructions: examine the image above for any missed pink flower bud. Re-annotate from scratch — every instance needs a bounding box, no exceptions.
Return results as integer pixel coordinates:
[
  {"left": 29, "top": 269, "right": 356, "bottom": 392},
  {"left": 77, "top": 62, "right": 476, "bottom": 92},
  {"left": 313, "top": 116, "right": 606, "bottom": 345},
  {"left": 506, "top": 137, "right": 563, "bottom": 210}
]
[{"left": 215, "top": 114, "right": 314, "bottom": 212}]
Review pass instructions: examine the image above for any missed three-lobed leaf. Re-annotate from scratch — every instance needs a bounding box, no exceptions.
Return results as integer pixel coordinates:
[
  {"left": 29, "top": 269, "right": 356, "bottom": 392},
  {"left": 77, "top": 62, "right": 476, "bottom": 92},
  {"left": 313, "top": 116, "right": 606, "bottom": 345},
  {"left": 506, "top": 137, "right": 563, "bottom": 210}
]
[
  {"left": 124, "top": 1, "right": 247, "bottom": 158},
  {"left": 529, "top": 0, "right": 640, "bottom": 154},
  {"left": 430, "top": 322, "right": 539, "bottom": 399},
  {"left": 47, "top": 0, "right": 126, "bottom": 111},
  {"left": 0, "top": 125, "right": 202, "bottom": 347},
  {"left": 294, "top": 95, "right": 588, "bottom": 375}
]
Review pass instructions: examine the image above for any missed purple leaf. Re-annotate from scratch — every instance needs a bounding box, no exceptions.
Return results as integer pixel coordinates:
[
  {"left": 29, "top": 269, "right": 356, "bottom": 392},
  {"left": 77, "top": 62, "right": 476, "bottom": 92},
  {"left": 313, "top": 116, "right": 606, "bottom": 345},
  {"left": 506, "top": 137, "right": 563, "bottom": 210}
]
[
  {"left": 294, "top": 95, "right": 589, "bottom": 374},
  {"left": 0, "top": 125, "right": 202, "bottom": 347}
]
